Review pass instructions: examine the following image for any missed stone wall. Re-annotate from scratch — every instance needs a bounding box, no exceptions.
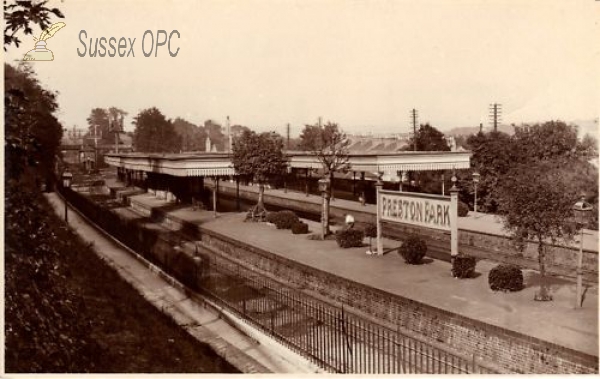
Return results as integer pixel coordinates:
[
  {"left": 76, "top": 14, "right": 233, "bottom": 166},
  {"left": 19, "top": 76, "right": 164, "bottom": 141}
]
[{"left": 214, "top": 184, "right": 598, "bottom": 282}]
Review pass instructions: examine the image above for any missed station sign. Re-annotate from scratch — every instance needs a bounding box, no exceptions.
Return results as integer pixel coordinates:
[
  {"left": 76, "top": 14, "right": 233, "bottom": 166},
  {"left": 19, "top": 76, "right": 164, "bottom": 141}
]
[{"left": 379, "top": 190, "right": 451, "bottom": 231}]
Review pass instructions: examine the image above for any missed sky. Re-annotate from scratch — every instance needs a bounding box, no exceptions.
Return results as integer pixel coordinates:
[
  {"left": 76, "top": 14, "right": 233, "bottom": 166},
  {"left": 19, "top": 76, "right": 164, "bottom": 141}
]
[{"left": 5, "top": 0, "right": 600, "bottom": 136}]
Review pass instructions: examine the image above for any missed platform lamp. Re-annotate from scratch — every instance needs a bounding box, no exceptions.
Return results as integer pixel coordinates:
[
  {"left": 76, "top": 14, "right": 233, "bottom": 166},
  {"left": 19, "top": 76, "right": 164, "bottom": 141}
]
[
  {"left": 472, "top": 171, "right": 480, "bottom": 214},
  {"left": 449, "top": 171, "right": 459, "bottom": 268},
  {"left": 573, "top": 196, "right": 592, "bottom": 308},
  {"left": 62, "top": 170, "right": 73, "bottom": 224}
]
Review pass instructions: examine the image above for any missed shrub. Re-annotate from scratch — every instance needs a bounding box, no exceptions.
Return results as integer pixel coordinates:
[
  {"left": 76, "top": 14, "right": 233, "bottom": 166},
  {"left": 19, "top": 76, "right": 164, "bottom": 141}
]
[
  {"left": 273, "top": 210, "right": 299, "bottom": 229},
  {"left": 363, "top": 223, "right": 377, "bottom": 251},
  {"left": 335, "top": 228, "right": 365, "bottom": 248},
  {"left": 452, "top": 255, "right": 477, "bottom": 278},
  {"left": 399, "top": 235, "right": 427, "bottom": 264},
  {"left": 458, "top": 201, "right": 469, "bottom": 217},
  {"left": 265, "top": 211, "right": 279, "bottom": 224},
  {"left": 488, "top": 264, "right": 524, "bottom": 292},
  {"left": 291, "top": 221, "right": 309, "bottom": 234}
]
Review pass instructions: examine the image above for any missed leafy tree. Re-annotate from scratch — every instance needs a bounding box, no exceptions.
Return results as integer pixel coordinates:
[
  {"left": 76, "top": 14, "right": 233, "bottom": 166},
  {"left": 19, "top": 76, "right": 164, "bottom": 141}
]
[
  {"left": 232, "top": 130, "right": 287, "bottom": 221},
  {"left": 298, "top": 121, "right": 350, "bottom": 235},
  {"left": 497, "top": 160, "right": 579, "bottom": 301},
  {"left": 576, "top": 133, "right": 598, "bottom": 160},
  {"left": 132, "top": 107, "right": 181, "bottom": 153},
  {"left": 466, "top": 121, "right": 598, "bottom": 216},
  {"left": 406, "top": 123, "right": 451, "bottom": 152},
  {"left": 5, "top": 63, "right": 62, "bottom": 187},
  {"left": 204, "top": 119, "right": 225, "bottom": 151},
  {"left": 172, "top": 117, "right": 206, "bottom": 151},
  {"left": 512, "top": 121, "right": 578, "bottom": 162},
  {"left": 465, "top": 130, "right": 514, "bottom": 212},
  {"left": 4, "top": 0, "right": 64, "bottom": 50},
  {"left": 86, "top": 107, "right": 127, "bottom": 146}
]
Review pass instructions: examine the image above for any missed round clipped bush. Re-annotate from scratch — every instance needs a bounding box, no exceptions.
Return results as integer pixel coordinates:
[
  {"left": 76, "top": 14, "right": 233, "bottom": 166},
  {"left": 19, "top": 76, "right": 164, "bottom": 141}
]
[
  {"left": 291, "top": 221, "right": 309, "bottom": 234},
  {"left": 399, "top": 235, "right": 427, "bottom": 264},
  {"left": 458, "top": 201, "right": 469, "bottom": 217},
  {"left": 488, "top": 264, "right": 524, "bottom": 292},
  {"left": 452, "top": 254, "right": 477, "bottom": 278},
  {"left": 273, "top": 210, "right": 299, "bottom": 229},
  {"left": 265, "top": 211, "right": 279, "bottom": 224},
  {"left": 335, "top": 228, "right": 365, "bottom": 248}
]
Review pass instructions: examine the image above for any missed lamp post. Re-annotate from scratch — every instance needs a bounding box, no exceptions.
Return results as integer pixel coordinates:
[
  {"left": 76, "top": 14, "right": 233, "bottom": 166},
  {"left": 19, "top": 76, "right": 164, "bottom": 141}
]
[
  {"left": 573, "top": 196, "right": 592, "bottom": 308},
  {"left": 449, "top": 173, "right": 459, "bottom": 267},
  {"left": 472, "top": 171, "right": 480, "bottom": 214},
  {"left": 62, "top": 171, "right": 73, "bottom": 224},
  {"left": 318, "top": 178, "right": 331, "bottom": 239}
]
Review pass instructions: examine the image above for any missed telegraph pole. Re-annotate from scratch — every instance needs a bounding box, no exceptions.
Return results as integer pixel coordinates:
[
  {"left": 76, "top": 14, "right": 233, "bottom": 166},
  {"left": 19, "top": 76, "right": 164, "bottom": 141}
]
[
  {"left": 411, "top": 109, "right": 418, "bottom": 151},
  {"left": 489, "top": 103, "right": 502, "bottom": 132},
  {"left": 286, "top": 123, "right": 290, "bottom": 150}
]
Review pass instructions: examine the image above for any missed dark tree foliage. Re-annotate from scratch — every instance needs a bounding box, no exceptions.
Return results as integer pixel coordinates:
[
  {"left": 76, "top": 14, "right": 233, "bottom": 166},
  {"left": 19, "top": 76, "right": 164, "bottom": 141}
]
[
  {"left": 464, "top": 130, "right": 514, "bottom": 212},
  {"left": 172, "top": 117, "right": 206, "bottom": 152},
  {"left": 132, "top": 107, "right": 182, "bottom": 153},
  {"left": 497, "top": 159, "right": 579, "bottom": 301},
  {"left": 232, "top": 130, "right": 287, "bottom": 220},
  {"left": 4, "top": 0, "right": 64, "bottom": 50},
  {"left": 465, "top": 121, "right": 597, "bottom": 216},
  {"left": 86, "top": 107, "right": 127, "bottom": 146},
  {"left": 204, "top": 119, "right": 225, "bottom": 151},
  {"left": 5, "top": 63, "right": 62, "bottom": 187},
  {"left": 406, "top": 123, "right": 451, "bottom": 152}
]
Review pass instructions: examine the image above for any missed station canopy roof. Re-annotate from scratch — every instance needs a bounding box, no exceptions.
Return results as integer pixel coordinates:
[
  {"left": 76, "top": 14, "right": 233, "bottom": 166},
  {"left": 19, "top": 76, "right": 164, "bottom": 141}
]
[{"left": 105, "top": 150, "right": 471, "bottom": 179}]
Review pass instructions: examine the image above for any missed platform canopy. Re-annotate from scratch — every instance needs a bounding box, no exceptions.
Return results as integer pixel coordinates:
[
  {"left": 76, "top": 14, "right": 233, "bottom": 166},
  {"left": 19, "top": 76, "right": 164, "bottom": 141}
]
[
  {"left": 289, "top": 151, "right": 472, "bottom": 175},
  {"left": 105, "top": 150, "right": 471, "bottom": 179},
  {"left": 104, "top": 153, "right": 235, "bottom": 177}
]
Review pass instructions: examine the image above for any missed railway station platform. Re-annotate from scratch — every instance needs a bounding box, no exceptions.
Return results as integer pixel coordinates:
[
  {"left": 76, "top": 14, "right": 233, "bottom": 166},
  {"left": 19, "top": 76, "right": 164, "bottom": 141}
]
[{"left": 122, "top": 190, "right": 598, "bottom": 358}]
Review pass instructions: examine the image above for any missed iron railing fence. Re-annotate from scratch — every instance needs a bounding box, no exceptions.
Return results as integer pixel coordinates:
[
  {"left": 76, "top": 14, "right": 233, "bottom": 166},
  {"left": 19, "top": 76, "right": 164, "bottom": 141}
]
[
  {"left": 196, "top": 249, "right": 499, "bottom": 374},
  {"left": 58, "top": 185, "right": 501, "bottom": 374}
]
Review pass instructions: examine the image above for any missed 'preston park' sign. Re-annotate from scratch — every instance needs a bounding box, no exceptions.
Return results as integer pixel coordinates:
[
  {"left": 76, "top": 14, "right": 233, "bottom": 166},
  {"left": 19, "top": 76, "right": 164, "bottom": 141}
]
[{"left": 379, "top": 190, "right": 451, "bottom": 231}]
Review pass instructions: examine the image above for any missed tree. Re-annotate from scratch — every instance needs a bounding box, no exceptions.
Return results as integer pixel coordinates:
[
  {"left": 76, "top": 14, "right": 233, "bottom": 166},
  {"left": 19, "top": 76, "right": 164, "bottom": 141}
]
[
  {"left": 132, "top": 107, "right": 181, "bottom": 153},
  {"left": 172, "top": 117, "right": 206, "bottom": 151},
  {"left": 5, "top": 63, "right": 62, "bottom": 187},
  {"left": 204, "top": 119, "right": 225, "bottom": 151},
  {"left": 85, "top": 107, "right": 126, "bottom": 146},
  {"left": 497, "top": 160, "right": 579, "bottom": 301},
  {"left": 299, "top": 121, "right": 350, "bottom": 236},
  {"left": 407, "top": 123, "right": 451, "bottom": 152},
  {"left": 232, "top": 130, "right": 287, "bottom": 221},
  {"left": 465, "top": 130, "right": 514, "bottom": 212},
  {"left": 512, "top": 121, "right": 578, "bottom": 162},
  {"left": 466, "top": 120, "right": 598, "bottom": 214},
  {"left": 4, "top": 0, "right": 64, "bottom": 50}
]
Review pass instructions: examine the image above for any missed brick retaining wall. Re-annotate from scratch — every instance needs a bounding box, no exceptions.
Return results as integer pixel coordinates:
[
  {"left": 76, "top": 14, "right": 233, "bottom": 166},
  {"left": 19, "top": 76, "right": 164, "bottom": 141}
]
[
  {"left": 124, "top": 195, "right": 597, "bottom": 373},
  {"left": 197, "top": 226, "right": 598, "bottom": 374}
]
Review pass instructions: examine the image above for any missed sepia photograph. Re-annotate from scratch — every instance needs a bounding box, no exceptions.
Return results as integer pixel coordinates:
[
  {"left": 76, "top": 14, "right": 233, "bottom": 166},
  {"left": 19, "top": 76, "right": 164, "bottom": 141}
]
[{"left": 3, "top": 0, "right": 599, "bottom": 374}]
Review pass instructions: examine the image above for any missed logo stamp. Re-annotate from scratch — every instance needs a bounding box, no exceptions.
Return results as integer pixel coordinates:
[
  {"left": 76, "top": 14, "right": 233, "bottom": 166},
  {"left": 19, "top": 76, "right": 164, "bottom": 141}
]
[{"left": 23, "top": 22, "right": 66, "bottom": 61}]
